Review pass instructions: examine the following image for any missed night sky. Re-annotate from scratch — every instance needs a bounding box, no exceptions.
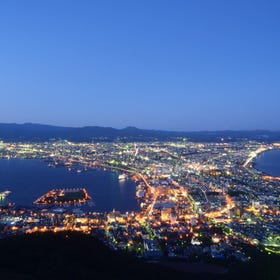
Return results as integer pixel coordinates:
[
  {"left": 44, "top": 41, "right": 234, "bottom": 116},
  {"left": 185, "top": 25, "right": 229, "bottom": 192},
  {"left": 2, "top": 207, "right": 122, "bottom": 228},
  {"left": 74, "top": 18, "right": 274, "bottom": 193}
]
[{"left": 0, "top": 0, "right": 279, "bottom": 131}]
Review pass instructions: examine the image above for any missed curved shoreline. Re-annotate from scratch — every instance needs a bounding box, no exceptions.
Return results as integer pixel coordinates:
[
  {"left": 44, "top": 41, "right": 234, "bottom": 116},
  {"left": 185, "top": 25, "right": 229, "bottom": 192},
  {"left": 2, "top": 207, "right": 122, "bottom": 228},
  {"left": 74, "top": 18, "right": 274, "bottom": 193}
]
[
  {"left": 252, "top": 148, "right": 280, "bottom": 179},
  {"left": 242, "top": 146, "right": 271, "bottom": 168}
]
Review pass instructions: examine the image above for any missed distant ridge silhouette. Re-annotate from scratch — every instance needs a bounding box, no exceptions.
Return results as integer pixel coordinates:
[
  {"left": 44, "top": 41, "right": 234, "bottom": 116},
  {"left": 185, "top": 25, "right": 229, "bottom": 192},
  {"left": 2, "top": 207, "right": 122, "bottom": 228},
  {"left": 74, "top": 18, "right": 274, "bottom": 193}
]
[{"left": 0, "top": 122, "right": 279, "bottom": 142}]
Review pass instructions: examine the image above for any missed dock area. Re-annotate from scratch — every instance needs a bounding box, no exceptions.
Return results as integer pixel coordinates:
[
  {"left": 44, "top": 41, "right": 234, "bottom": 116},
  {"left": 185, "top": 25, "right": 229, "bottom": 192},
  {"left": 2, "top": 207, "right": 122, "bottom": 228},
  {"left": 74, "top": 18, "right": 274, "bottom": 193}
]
[{"left": 34, "top": 188, "right": 91, "bottom": 206}]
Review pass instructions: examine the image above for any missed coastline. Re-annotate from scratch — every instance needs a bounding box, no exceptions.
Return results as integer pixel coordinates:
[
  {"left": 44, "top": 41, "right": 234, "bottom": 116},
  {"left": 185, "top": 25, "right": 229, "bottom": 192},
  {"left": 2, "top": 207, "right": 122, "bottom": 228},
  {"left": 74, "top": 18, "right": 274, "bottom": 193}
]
[
  {"left": 243, "top": 146, "right": 270, "bottom": 168},
  {"left": 251, "top": 148, "right": 280, "bottom": 179}
]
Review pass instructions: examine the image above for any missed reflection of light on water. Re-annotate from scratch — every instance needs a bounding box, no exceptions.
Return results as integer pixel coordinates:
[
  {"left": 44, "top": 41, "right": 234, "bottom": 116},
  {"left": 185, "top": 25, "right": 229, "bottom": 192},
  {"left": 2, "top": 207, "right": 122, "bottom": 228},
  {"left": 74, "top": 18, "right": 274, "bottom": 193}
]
[{"left": 118, "top": 181, "right": 125, "bottom": 195}]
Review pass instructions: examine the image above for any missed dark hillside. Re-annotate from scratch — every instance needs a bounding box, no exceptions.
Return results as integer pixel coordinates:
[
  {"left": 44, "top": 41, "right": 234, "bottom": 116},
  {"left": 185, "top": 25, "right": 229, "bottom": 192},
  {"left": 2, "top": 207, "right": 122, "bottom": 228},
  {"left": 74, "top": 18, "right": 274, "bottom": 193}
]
[
  {"left": 0, "top": 123, "right": 280, "bottom": 142},
  {"left": 0, "top": 232, "right": 278, "bottom": 280},
  {"left": 0, "top": 232, "right": 185, "bottom": 280}
]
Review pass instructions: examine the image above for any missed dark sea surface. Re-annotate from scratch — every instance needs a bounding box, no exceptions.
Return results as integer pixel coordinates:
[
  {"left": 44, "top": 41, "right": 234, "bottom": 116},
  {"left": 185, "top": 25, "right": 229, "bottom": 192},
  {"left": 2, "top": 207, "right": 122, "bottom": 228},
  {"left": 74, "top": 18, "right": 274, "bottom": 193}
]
[
  {"left": 0, "top": 158, "right": 138, "bottom": 212},
  {"left": 254, "top": 149, "right": 280, "bottom": 176}
]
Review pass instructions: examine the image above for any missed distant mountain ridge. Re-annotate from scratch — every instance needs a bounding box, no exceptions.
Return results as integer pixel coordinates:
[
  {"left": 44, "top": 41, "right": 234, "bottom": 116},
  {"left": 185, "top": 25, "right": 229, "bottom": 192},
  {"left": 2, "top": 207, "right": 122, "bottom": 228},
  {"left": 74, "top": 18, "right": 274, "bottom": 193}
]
[{"left": 0, "top": 123, "right": 279, "bottom": 142}]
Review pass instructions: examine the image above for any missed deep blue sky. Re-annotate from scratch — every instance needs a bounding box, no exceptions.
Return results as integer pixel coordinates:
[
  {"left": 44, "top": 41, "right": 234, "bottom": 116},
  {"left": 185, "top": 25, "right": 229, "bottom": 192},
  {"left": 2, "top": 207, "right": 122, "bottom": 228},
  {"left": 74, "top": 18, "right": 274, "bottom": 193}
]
[{"left": 0, "top": 0, "right": 279, "bottom": 131}]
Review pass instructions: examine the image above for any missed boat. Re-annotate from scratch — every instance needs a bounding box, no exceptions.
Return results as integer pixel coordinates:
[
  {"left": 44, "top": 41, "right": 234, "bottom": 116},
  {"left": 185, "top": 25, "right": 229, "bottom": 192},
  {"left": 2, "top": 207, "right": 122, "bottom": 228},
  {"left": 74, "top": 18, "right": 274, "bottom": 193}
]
[
  {"left": 118, "top": 173, "right": 127, "bottom": 180},
  {"left": 0, "top": 190, "right": 11, "bottom": 203}
]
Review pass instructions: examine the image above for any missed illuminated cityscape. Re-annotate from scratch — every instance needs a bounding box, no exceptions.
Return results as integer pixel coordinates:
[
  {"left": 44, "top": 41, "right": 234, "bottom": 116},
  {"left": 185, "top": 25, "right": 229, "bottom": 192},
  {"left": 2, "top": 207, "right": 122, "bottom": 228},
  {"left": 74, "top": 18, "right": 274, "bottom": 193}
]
[
  {"left": 0, "top": 139, "right": 279, "bottom": 261},
  {"left": 1, "top": 1, "right": 280, "bottom": 277}
]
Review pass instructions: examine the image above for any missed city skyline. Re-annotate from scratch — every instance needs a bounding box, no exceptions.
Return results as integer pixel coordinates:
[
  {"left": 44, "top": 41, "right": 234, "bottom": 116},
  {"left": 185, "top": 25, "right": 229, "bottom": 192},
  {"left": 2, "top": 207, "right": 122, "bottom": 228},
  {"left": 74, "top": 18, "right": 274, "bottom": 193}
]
[{"left": 1, "top": 1, "right": 280, "bottom": 130}]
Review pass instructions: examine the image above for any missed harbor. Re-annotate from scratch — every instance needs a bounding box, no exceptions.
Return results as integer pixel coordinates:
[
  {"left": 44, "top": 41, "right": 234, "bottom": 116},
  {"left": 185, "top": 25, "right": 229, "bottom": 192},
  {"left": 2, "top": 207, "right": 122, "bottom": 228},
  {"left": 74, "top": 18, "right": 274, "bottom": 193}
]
[{"left": 34, "top": 188, "right": 91, "bottom": 206}]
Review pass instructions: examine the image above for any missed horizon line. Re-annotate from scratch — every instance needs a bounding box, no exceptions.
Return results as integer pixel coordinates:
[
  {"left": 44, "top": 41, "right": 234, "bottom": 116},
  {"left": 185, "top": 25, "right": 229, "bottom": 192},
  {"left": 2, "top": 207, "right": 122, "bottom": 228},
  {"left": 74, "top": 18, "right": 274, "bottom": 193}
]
[{"left": 0, "top": 122, "right": 279, "bottom": 133}]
